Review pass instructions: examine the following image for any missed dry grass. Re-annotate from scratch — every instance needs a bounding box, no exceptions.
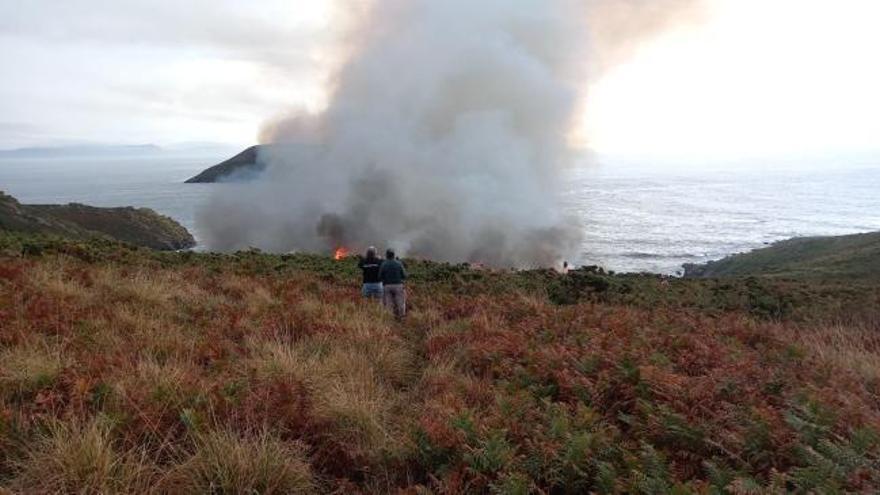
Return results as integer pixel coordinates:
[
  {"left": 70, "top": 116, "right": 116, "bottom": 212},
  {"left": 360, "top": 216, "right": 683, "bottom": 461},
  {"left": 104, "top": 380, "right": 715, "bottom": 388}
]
[
  {"left": 246, "top": 312, "right": 415, "bottom": 462},
  {"left": 791, "top": 320, "right": 880, "bottom": 382},
  {"left": 1, "top": 248, "right": 879, "bottom": 492},
  {"left": 7, "top": 418, "right": 155, "bottom": 494},
  {"left": 166, "top": 430, "right": 314, "bottom": 494},
  {"left": 24, "top": 257, "right": 86, "bottom": 301},
  {"left": 0, "top": 341, "right": 67, "bottom": 400}
]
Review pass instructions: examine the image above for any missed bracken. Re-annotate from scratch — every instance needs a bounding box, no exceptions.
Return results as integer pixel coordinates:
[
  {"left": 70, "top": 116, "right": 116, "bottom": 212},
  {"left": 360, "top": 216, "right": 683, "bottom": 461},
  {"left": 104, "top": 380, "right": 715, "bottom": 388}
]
[{"left": 0, "top": 233, "right": 878, "bottom": 493}]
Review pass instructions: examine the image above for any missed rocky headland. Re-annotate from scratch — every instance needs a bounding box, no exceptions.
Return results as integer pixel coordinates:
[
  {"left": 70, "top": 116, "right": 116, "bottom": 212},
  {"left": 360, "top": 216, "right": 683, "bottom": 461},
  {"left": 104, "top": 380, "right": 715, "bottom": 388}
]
[
  {"left": 0, "top": 191, "right": 195, "bottom": 250},
  {"left": 184, "top": 145, "right": 267, "bottom": 183}
]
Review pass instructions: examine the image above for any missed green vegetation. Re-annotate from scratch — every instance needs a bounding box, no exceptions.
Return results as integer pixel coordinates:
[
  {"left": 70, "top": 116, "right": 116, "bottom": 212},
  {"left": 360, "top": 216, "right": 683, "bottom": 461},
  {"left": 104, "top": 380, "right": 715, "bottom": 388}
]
[
  {"left": 0, "top": 191, "right": 194, "bottom": 250},
  {"left": 684, "top": 231, "right": 880, "bottom": 280},
  {"left": 1, "top": 232, "right": 879, "bottom": 493}
]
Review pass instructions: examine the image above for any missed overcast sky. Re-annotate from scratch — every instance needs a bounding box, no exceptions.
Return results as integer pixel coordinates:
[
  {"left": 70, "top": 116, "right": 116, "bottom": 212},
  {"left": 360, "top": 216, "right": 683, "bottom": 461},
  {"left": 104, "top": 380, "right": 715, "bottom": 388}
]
[
  {"left": 1, "top": 0, "right": 878, "bottom": 158},
  {"left": 0, "top": 0, "right": 333, "bottom": 149}
]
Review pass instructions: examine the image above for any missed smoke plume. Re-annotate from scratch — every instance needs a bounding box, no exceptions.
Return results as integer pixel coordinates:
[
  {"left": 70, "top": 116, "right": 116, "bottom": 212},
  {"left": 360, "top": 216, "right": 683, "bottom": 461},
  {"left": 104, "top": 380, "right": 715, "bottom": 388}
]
[{"left": 198, "top": 0, "right": 701, "bottom": 267}]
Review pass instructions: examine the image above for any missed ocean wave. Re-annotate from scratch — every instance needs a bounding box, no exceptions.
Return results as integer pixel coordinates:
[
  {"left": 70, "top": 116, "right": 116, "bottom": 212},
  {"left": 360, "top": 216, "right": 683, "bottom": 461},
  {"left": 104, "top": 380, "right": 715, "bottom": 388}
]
[{"left": 620, "top": 252, "right": 706, "bottom": 260}]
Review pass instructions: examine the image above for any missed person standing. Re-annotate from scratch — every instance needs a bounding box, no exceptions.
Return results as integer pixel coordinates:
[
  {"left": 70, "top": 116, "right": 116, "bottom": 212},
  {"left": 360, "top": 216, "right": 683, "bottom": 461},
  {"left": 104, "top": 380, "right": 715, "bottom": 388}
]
[
  {"left": 378, "top": 248, "right": 407, "bottom": 320},
  {"left": 358, "top": 247, "right": 384, "bottom": 300}
]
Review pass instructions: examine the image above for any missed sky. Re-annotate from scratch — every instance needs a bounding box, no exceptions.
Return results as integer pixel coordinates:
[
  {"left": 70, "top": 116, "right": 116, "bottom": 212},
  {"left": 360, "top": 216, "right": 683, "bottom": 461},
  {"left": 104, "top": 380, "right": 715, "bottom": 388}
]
[
  {"left": 582, "top": 0, "right": 880, "bottom": 159},
  {"left": 0, "top": 0, "right": 878, "bottom": 158},
  {"left": 0, "top": 0, "right": 333, "bottom": 149}
]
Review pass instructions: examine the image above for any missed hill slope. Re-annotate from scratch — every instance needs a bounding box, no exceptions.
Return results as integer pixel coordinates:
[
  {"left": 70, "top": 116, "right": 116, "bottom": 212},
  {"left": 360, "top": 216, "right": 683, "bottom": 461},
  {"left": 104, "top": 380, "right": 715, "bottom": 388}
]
[
  {"left": 1, "top": 233, "right": 878, "bottom": 493},
  {"left": 684, "top": 231, "right": 880, "bottom": 280},
  {"left": 184, "top": 145, "right": 266, "bottom": 183},
  {"left": 0, "top": 191, "right": 194, "bottom": 250},
  {"left": 184, "top": 143, "right": 321, "bottom": 183}
]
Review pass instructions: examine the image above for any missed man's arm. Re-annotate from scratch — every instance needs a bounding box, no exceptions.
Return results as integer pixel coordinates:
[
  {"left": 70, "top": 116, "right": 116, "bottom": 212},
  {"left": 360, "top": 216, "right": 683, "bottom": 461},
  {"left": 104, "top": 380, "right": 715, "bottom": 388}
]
[{"left": 399, "top": 261, "right": 407, "bottom": 281}]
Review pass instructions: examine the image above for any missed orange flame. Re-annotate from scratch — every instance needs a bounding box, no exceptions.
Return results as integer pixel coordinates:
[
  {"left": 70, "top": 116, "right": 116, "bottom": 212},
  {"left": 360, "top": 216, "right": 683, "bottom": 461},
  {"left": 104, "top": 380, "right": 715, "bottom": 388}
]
[{"left": 334, "top": 247, "right": 350, "bottom": 260}]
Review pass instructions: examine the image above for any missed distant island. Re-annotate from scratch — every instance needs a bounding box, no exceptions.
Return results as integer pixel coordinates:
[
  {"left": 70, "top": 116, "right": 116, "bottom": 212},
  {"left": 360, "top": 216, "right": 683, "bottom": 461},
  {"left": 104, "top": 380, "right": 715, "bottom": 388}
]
[
  {"left": 0, "top": 191, "right": 195, "bottom": 250},
  {"left": 0, "top": 142, "right": 240, "bottom": 160},
  {"left": 684, "top": 231, "right": 880, "bottom": 280},
  {"left": 0, "top": 144, "right": 163, "bottom": 159}
]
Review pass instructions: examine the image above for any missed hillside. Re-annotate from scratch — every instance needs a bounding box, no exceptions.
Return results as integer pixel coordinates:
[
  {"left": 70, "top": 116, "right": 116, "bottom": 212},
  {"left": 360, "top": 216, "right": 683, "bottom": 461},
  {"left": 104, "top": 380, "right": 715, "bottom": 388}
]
[
  {"left": 0, "top": 191, "right": 194, "bottom": 250},
  {"left": 184, "top": 145, "right": 267, "bottom": 183},
  {"left": 184, "top": 143, "right": 321, "bottom": 183},
  {"left": 1, "top": 233, "right": 879, "bottom": 493},
  {"left": 684, "top": 231, "right": 880, "bottom": 280}
]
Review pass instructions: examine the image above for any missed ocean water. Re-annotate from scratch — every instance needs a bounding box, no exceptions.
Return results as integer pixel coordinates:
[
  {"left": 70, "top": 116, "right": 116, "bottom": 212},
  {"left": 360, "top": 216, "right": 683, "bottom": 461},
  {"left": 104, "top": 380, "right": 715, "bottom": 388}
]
[
  {"left": 0, "top": 154, "right": 226, "bottom": 243},
  {"left": 565, "top": 160, "right": 880, "bottom": 273},
  {"left": 1, "top": 153, "right": 879, "bottom": 274}
]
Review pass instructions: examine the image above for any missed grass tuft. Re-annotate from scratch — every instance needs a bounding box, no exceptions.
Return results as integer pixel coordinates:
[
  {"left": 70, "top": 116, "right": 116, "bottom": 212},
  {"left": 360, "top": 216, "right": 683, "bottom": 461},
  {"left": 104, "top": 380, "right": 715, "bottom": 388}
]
[
  {"left": 8, "top": 418, "right": 154, "bottom": 494},
  {"left": 0, "top": 343, "right": 66, "bottom": 400},
  {"left": 168, "top": 429, "right": 314, "bottom": 494}
]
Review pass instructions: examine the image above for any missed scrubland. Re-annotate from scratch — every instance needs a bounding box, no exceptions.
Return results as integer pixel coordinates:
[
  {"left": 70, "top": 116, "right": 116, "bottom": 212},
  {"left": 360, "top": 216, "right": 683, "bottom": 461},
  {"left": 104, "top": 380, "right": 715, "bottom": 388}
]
[{"left": 1, "top": 234, "right": 879, "bottom": 493}]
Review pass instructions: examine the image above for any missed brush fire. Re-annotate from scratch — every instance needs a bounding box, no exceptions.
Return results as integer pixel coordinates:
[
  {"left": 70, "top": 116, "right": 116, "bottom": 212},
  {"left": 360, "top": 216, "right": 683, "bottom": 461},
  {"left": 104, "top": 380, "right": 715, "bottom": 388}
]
[{"left": 334, "top": 247, "right": 351, "bottom": 260}]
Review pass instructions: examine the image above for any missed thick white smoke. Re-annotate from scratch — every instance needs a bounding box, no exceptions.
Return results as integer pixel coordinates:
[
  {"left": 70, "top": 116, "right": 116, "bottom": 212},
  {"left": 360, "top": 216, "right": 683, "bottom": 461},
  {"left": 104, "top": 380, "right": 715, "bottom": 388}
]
[{"left": 198, "top": 0, "right": 701, "bottom": 267}]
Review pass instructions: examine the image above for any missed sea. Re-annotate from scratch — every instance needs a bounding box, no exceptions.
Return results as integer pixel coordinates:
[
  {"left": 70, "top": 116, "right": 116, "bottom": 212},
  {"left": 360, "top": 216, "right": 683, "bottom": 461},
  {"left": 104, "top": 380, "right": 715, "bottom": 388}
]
[{"left": 1, "top": 151, "right": 879, "bottom": 275}]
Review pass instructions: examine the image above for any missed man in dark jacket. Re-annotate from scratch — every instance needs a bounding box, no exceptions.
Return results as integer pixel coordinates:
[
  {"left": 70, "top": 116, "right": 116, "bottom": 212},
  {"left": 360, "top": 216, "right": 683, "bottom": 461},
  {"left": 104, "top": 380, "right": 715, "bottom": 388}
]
[
  {"left": 358, "top": 246, "right": 383, "bottom": 299},
  {"left": 378, "top": 248, "right": 407, "bottom": 319}
]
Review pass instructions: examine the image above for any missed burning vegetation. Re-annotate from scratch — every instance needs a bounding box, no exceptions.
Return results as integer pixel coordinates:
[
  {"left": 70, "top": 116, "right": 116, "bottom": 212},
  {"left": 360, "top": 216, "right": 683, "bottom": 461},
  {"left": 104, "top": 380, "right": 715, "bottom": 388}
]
[{"left": 333, "top": 247, "right": 350, "bottom": 261}]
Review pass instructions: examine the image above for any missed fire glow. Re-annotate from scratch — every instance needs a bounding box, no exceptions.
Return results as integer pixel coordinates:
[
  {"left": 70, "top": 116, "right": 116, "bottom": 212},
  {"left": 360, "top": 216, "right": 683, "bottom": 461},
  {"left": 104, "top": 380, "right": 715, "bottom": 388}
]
[{"left": 334, "top": 247, "right": 350, "bottom": 260}]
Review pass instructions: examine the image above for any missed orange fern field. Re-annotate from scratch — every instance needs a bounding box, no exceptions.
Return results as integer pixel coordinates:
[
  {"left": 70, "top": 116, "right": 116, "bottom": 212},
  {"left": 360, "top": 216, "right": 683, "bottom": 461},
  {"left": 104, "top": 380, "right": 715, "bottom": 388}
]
[{"left": 1, "top": 236, "right": 879, "bottom": 493}]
